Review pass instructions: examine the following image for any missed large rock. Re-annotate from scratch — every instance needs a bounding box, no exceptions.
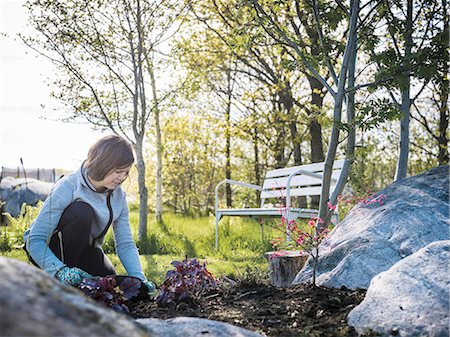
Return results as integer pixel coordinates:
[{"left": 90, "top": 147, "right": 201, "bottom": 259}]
[
  {"left": 0, "top": 257, "right": 151, "bottom": 337},
  {"left": 137, "top": 317, "right": 264, "bottom": 337},
  {"left": 0, "top": 177, "right": 52, "bottom": 217},
  {"left": 292, "top": 165, "right": 449, "bottom": 289},
  {"left": 0, "top": 257, "right": 264, "bottom": 337},
  {"left": 347, "top": 240, "right": 450, "bottom": 337}
]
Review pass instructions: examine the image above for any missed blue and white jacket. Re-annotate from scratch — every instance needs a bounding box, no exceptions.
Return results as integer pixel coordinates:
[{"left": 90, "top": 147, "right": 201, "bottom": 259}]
[{"left": 23, "top": 164, "right": 146, "bottom": 280}]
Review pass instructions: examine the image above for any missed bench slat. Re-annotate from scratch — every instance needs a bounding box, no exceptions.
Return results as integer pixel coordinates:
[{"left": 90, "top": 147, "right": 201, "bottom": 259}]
[
  {"left": 260, "top": 185, "right": 331, "bottom": 199},
  {"left": 265, "top": 159, "right": 345, "bottom": 178},
  {"left": 217, "top": 208, "right": 319, "bottom": 217},
  {"left": 262, "top": 171, "right": 341, "bottom": 190}
]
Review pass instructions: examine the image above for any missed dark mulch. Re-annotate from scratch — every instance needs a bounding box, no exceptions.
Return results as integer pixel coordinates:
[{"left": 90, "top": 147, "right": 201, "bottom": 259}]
[{"left": 129, "top": 281, "right": 374, "bottom": 337}]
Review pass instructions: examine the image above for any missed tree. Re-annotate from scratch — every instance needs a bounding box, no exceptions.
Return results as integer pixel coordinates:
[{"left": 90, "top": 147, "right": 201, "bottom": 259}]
[
  {"left": 411, "top": 0, "right": 449, "bottom": 166},
  {"left": 369, "top": 0, "right": 448, "bottom": 179},
  {"left": 173, "top": 21, "right": 240, "bottom": 207},
  {"left": 23, "top": 0, "right": 185, "bottom": 238},
  {"left": 187, "top": 0, "right": 330, "bottom": 168},
  {"left": 252, "top": 0, "right": 363, "bottom": 225},
  {"left": 162, "top": 111, "right": 236, "bottom": 215}
]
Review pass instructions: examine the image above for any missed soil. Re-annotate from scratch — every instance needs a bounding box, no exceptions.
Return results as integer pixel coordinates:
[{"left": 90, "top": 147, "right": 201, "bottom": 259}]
[{"left": 129, "top": 281, "right": 374, "bottom": 337}]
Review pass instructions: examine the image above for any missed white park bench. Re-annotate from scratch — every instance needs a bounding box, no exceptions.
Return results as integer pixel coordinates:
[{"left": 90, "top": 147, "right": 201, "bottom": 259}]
[{"left": 214, "top": 160, "right": 345, "bottom": 249}]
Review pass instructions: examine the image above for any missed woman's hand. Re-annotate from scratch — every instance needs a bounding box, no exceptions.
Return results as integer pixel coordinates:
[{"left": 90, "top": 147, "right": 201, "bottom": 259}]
[
  {"left": 142, "top": 279, "right": 158, "bottom": 299},
  {"left": 55, "top": 266, "right": 92, "bottom": 286}
]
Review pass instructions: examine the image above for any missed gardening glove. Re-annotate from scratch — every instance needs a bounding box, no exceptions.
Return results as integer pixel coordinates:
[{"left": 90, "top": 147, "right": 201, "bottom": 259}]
[
  {"left": 142, "top": 279, "right": 158, "bottom": 299},
  {"left": 55, "top": 266, "right": 92, "bottom": 286}
]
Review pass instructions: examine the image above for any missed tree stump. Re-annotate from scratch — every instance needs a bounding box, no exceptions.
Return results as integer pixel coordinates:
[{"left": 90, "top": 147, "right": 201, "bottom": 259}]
[{"left": 265, "top": 251, "right": 308, "bottom": 288}]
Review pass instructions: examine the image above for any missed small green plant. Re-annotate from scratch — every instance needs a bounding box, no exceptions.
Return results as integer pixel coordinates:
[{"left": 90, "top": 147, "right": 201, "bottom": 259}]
[
  {"left": 0, "top": 230, "right": 12, "bottom": 252},
  {"left": 233, "top": 265, "right": 269, "bottom": 285},
  {"left": 2, "top": 202, "right": 42, "bottom": 250}
]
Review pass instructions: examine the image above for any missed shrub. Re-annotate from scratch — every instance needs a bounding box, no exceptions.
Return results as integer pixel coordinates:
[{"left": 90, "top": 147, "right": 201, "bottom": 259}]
[
  {"left": 2, "top": 202, "right": 42, "bottom": 251},
  {"left": 271, "top": 193, "right": 386, "bottom": 285}
]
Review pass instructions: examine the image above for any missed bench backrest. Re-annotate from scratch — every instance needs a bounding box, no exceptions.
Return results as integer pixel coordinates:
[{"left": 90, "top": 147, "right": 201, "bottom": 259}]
[{"left": 260, "top": 160, "right": 345, "bottom": 205}]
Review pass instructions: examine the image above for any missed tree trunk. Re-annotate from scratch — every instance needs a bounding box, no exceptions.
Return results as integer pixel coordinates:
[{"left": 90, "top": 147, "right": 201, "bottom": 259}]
[
  {"left": 289, "top": 122, "right": 302, "bottom": 165},
  {"left": 318, "top": 0, "right": 359, "bottom": 224},
  {"left": 330, "top": 37, "right": 358, "bottom": 207},
  {"left": 307, "top": 75, "right": 325, "bottom": 163},
  {"left": 307, "top": 75, "right": 325, "bottom": 208},
  {"left": 225, "top": 70, "right": 233, "bottom": 208},
  {"left": 279, "top": 83, "right": 305, "bottom": 207},
  {"left": 273, "top": 106, "right": 287, "bottom": 168},
  {"left": 438, "top": 76, "right": 449, "bottom": 165},
  {"left": 135, "top": 139, "right": 148, "bottom": 241},
  {"left": 133, "top": 4, "right": 149, "bottom": 242},
  {"left": 265, "top": 251, "right": 308, "bottom": 288},
  {"left": 438, "top": 0, "right": 449, "bottom": 166},
  {"left": 149, "top": 62, "right": 163, "bottom": 224},
  {"left": 396, "top": 90, "right": 411, "bottom": 180},
  {"left": 253, "top": 124, "right": 261, "bottom": 206},
  {"left": 279, "top": 80, "right": 302, "bottom": 166},
  {"left": 395, "top": 0, "right": 413, "bottom": 181}
]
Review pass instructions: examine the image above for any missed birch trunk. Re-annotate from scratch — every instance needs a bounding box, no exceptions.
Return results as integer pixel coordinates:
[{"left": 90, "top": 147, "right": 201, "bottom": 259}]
[
  {"left": 225, "top": 70, "right": 232, "bottom": 208},
  {"left": 149, "top": 65, "right": 163, "bottom": 223},
  {"left": 395, "top": 0, "right": 413, "bottom": 181},
  {"left": 318, "top": 0, "right": 360, "bottom": 223},
  {"left": 330, "top": 37, "right": 357, "bottom": 206},
  {"left": 135, "top": 138, "right": 149, "bottom": 241}
]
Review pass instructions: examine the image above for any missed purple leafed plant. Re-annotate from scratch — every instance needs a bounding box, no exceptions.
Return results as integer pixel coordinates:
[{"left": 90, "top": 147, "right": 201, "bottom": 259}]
[
  {"left": 77, "top": 276, "right": 141, "bottom": 314},
  {"left": 156, "top": 258, "right": 217, "bottom": 306}
]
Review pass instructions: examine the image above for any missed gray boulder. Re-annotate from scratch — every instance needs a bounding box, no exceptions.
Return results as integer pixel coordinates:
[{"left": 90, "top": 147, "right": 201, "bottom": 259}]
[
  {"left": 0, "top": 257, "right": 151, "bottom": 337},
  {"left": 137, "top": 317, "right": 264, "bottom": 337},
  {"left": 347, "top": 240, "right": 450, "bottom": 337},
  {"left": 0, "top": 177, "right": 52, "bottom": 217},
  {"left": 292, "top": 165, "right": 449, "bottom": 289}
]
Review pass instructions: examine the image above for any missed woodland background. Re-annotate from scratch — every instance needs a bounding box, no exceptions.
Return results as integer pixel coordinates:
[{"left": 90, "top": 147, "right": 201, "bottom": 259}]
[{"left": 18, "top": 0, "right": 449, "bottom": 241}]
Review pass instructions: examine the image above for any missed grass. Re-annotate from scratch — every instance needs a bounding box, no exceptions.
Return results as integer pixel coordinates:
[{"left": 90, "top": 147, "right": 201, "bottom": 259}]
[
  {"left": 1, "top": 206, "right": 284, "bottom": 284},
  {"left": 112, "top": 212, "right": 280, "bottom": 283}
]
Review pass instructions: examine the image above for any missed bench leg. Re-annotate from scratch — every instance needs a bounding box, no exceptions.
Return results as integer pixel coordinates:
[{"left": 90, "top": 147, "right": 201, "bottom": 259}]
[
  {"left": 215, "top": 212, "right": 222, "bottom": 250},
  {"left": 285, "top": 211, "right": 299, "bottom": 242}
]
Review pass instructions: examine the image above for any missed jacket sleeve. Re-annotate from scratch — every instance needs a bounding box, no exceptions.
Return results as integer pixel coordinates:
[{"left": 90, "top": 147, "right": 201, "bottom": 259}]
[
  {"left": 26, "top": 179, "right": 74, "bottom": 276},
  {"left": 113, "top": 191, "right": 146, "bottom": 281}
]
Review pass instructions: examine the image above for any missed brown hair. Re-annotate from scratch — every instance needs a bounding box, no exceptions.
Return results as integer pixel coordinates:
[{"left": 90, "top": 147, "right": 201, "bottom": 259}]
[{"left": 84, "top": 135, "right": 134, "bottom": 180}]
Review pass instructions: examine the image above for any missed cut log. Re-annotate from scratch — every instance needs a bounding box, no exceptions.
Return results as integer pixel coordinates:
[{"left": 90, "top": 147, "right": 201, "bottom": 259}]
[{"left": 265, "top": 251, "right": 308, "bottom": 288}]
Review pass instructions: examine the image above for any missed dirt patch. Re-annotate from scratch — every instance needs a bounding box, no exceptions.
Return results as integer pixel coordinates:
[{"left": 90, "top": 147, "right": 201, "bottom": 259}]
[{"left": 130, "top": 282, "right": 373, "bottom": 337}]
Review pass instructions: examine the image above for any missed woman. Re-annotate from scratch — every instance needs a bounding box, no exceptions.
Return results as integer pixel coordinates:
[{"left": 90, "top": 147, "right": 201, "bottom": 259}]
[{"left": 23, "top": 135, "right": 155, "bottom": 295}]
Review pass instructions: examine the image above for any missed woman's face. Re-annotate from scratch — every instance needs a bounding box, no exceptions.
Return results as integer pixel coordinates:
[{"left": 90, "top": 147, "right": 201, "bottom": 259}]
[{"left": 99, "top": 165, "right": 132, "bottom": 190}]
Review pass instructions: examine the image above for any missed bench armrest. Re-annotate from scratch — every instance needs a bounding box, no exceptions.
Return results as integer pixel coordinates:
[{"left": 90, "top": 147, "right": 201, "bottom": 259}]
[
  {"left": 285, "top": 168, "right": 337, "bottom": 208},
  {"left": 215, "top": 179, "right": 261, "bottom": 210}
]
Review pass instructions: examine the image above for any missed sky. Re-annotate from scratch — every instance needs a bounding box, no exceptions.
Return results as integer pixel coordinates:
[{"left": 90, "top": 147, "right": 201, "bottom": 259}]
[{"left": 1, "top": 0, "right": 107, "bottom": 171}]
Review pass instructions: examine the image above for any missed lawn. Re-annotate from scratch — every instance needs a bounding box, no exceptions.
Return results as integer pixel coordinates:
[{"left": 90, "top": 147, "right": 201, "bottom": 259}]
[
  {"left": 0, "top": 205, "right": 283, "bottom": 285},
  {"left": 102, "top": 211, "right": 280, "bottom": 284}
]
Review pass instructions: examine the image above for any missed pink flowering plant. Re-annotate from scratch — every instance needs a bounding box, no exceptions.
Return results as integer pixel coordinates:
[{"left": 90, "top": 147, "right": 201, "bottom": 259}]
[
  {"left": 271, "top": 208, "right": 333, "bottom": 286},
  {"left": 270, "top": 192, "right": 386, "bottom": 285}
]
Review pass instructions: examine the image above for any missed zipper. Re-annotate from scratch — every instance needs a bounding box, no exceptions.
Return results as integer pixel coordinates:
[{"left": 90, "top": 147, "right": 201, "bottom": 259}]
[
  {"left": 57, "top": 231, "right": 65, "bottom": 263},
  {"left": 92, "top": 191, "right": 113, "bottom": 246}
]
